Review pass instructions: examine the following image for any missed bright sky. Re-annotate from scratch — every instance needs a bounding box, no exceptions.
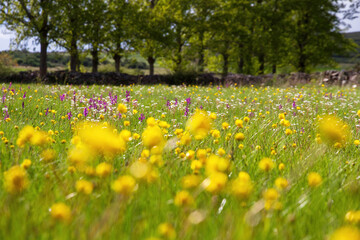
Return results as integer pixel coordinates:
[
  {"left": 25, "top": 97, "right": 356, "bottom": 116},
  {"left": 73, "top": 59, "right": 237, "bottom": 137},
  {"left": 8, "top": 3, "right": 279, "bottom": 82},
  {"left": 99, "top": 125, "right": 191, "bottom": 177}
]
[{"left": 0, "top": 13, "right": 360, "bottom": 52}]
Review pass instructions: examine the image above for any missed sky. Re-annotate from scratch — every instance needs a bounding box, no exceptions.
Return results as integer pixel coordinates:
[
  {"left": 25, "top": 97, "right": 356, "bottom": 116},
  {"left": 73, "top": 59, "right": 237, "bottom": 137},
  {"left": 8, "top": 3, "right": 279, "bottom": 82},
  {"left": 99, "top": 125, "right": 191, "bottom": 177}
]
[{"left": 1, "top": 12, "right": 360, "bottom": 52}]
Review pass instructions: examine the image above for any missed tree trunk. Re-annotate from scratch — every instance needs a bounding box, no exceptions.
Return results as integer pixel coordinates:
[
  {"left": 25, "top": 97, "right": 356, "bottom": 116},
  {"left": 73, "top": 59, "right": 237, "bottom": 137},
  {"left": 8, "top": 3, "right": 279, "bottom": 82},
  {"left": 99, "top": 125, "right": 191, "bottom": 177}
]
[
  {"left": 238, "top": 57, "right": 244, "bottom": 73},
  {"left": 113, "top": 53, "right": 121, "bottom": 73},
  {"left": 175, "top": 28, "right": 183, "bottom": 72},
  {"left": 147, "top": 56, "right": 155, "bottom": 76},
  {"left": 198, "top": 32, "right": 205, "bottom": 73},
  {"left": 70, "top": 37, "right": 78, "bottom": 72},
  {"left": 298, "top": 44, "right": 306, "bottom": 72},
  {"left": 91, "top": 49, "right": 99, "bottom": 73},
  {"left": 114, "top": 42, "right": 122, "bottom": 73},
  {"left": 272, "top": 64, "right": 276, "bottom": 74},
  {"left": 258, "top": 53, "right": 265, "bottom": 75},
  {"left": 222, "top": 53, "right": 229, "bottom": 77},
  {"left": 298, "top": 56, "right": 306, "bottom": 73},
  {"left": 39, "top": 31, "right": 48, "bottom": 80}
]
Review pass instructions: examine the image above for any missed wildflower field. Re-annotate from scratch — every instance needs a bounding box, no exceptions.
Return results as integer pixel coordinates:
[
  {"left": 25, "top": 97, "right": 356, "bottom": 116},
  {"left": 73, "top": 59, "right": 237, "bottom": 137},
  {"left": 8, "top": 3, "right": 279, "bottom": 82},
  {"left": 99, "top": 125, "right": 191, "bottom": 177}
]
[{"left": 1, "top": 83, "right": 360, "bottom": 240}]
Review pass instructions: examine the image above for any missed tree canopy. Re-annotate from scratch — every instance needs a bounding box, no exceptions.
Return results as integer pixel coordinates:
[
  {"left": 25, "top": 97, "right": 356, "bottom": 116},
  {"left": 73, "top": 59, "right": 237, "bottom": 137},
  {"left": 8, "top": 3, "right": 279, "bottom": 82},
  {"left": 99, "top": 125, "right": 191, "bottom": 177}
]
[{"left": 0, "top": 0, "right": 356, "bottom": 77}]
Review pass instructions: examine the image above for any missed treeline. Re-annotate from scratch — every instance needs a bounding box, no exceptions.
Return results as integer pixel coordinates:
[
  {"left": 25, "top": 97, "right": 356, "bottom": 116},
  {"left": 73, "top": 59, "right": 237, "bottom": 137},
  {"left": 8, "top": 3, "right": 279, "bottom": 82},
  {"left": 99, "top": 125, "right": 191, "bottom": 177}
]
[{"left": 0, "top": 0, "right": 357, "bottom": 79}]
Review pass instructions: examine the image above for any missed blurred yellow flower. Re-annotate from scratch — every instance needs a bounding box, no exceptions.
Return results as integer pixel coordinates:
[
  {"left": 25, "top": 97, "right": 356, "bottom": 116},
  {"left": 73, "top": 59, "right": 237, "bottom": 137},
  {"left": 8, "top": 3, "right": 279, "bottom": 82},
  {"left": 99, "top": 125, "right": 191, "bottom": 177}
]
[
  {"left": 231, "top": 175, "right": 253, "bottom": 200},
  {"left": 222, "top": 122, "right": 229, "bottom": 130},
  {"left": 174, "top": 190, "right": 194, "bottom": 207},
  {"left": 330, "top": 226, "right": 360, "bottom": 240},
  {"left": 117, "top": 103, "right": 127, "bottom": 113},
  {"left": 158, "top": 223, "right": 176, "bottom": 240},
  {"left": 181, "top": 175, "right": 201, "bottom": 189},
  {"left": 308, "top": 172, "right": 322, "bottom": 188},
  {"left": 205, "top": 172, "right": 228, "bottom": 194},
  {"left": 259, "top": 158, "right": 274, "bottom": 172},
  {"left": 21, "top": 159, "right": 32, "bottom": 169},
  {"left": 235, "top": 119, "right": 243, "bottom": 128},
  {"left": 96, "top": 162, "right": 112, "bottom": 177},
  {"left": 40, "top": 149, "right": 56, "bottom": 162},
  {"left": 186, "top": 110, "right": 212, "bottom": 140},
  {"left": 75, "top": 180, "right": 93, "bottom": 195},
  {"left": 206, "top": 154, "right": 230, "bottom": 175},
  {"left": 4, "top": 165, "right": 29, "bottom": 194},
  {"left": 235, "top": 132, "right": 245, "bottom": 141},
  {"left": 275, "top": 177, "right": 289, "bottom": 190},
  {"left": 142, "top": 125, "right": 165, "bottom": 149},
  {"left": 76, "top": 122, "right": 126, "bottom": 158},
  {"left": 318, "top": 115, "right": 350, "bottom": 147},
  {"left": 50, "top": 203, "right": 71, "bottom": 223},
  {"left": 112, "top": 175, "right": 136, "bottom": 196},
  {"left": 345, "top": 211, "right": 360, "bottom": 224}
]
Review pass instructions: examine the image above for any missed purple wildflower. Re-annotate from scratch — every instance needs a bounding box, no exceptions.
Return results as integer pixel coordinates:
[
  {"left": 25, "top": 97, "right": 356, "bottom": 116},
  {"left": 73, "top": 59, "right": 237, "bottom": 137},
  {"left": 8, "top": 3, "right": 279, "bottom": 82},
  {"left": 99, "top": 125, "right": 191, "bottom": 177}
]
[{"left": 139, "top": 113, "right": 145, "bottom": 122}]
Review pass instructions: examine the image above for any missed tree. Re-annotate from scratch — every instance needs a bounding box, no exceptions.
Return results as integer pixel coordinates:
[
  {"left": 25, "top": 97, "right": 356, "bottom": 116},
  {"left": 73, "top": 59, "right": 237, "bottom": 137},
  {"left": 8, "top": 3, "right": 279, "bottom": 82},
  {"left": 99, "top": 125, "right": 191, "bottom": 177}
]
[
  {"left": 82, "top": 0, "right": 109, "bottom": 73},
  {"left": 161, "top": 0, "right": 194, "bottom": 73},
  {"left": 188, "top": 0, "right": 217, "bottom": 73},
  {"left": 105, "top": 0, "right": 134, "bottom": 73},
  {"left": 0, "top": 0, "right": 57, "bottom": 79},
  {"left": 53, "top": 0, "right": 86, "bottom": 72},
  {"left": 287, "top": 0, "right": 355, "bottom": 72},
  {"left": 132, "top": 0, "right": 169, "bottom": 76}
]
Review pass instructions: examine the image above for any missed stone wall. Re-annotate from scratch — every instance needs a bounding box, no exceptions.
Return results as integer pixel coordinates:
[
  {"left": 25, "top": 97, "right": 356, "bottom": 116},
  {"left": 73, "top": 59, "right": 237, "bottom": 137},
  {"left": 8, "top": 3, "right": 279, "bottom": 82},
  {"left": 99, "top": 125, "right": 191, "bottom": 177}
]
[{"left": 1, "top": 70, "right": 360, "bottom": 86}]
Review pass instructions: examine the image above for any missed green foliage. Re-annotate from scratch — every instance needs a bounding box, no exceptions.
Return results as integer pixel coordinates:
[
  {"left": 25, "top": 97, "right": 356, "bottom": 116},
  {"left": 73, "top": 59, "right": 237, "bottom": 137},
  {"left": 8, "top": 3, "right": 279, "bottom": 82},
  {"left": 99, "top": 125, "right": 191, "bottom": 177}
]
[
  {"left": 0, "top": 0, "right": 358, "bottom": 76},
  {"left": 0, "top": 52, "right": 16, "bottom": 76}
]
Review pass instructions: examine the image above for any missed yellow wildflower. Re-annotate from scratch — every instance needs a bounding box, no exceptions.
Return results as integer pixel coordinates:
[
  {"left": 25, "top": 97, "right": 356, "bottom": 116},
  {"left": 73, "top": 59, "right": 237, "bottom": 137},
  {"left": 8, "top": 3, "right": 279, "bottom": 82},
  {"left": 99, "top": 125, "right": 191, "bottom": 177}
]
[
  {"left": 50, "top": 203, "right": 72, "bottom": 223},
  {"left": 75, "top": 180, "right": 93, "bottom": 195},
  {"left": 186, "top": 110, "right": 212, "bottom": 140},
  {"left": 318, "top": 115, "right": 350, "bottom": 147},
  {"left": 258, "top": 158, "right": 274, "bottom": 172},
  {"left": 4, "top": 165, "right": 29, "bottom": 194},
  {"left": 205, "top": 172, "right": 228, "bottom": 194},
  {"left": 112, "top": 175, "right": 136, "bottom": 196},
  {"left": 21, "top": 159, "right": 32, "bottom": 169},
  {"left": 330, "top": 226, "right": 360, "bottom": 240},
  {"left": 96, "top": 162, "right": 112, "bottom": 177},
  {"left": 117, "top": 103, "right": 127, "bottom": 113},
  {"left": 308, "top": 172, "right": 322, "bottom": 188},
  {"left": 158, "top": 223, "right": 176, "bottom": 239},
  {"left": 174, "top": 190, "right": 194, "bottom": 207}
]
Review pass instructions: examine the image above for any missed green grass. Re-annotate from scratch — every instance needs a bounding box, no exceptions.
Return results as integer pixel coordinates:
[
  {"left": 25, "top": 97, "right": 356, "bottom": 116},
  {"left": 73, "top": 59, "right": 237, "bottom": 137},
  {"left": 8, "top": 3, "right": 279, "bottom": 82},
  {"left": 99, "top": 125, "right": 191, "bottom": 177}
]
[{"left": 0, "top": 83, "right": 359, "bottom": 239}]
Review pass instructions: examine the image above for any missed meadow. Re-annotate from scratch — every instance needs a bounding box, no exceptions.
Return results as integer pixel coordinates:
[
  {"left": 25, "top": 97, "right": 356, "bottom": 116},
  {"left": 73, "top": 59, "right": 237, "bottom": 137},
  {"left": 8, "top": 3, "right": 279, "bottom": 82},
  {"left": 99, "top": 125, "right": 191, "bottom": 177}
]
[{"left": 0, "top": 82, "right": 359, "bottom": 240}]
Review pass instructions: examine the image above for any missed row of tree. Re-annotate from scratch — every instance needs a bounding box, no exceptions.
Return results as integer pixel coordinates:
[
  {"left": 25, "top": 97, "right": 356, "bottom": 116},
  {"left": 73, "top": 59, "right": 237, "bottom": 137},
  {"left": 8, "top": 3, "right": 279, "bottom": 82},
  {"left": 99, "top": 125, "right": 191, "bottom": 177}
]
[{"left": 0, "top": 0, "right": 357, "bottom": 79}]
